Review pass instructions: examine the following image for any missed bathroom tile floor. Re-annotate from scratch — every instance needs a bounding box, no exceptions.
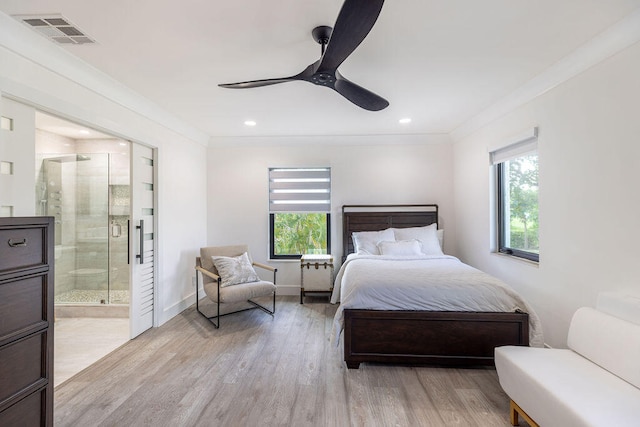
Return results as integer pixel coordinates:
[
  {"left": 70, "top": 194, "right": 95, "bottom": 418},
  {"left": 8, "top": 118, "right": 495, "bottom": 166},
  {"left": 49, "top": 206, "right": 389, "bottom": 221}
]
[
  {"left": 55, "top": 289, "right": 129, "bottom": 304},
  {"left": 54, "top": 317, "right": 130, "bottom": 387}
]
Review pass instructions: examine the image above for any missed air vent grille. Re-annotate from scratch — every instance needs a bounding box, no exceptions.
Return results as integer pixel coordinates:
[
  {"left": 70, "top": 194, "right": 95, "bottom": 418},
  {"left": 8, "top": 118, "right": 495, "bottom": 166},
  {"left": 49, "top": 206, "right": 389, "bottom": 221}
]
[{"left": 13, "top": 14, "right": 95, "bottom": 45}]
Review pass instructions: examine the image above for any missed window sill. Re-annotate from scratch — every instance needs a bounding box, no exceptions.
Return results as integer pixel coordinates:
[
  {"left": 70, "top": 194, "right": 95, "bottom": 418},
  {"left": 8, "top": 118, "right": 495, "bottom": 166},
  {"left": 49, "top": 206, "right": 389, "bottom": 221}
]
[{"left": 491, "top": 251, "right": 539, "bottom": 267}]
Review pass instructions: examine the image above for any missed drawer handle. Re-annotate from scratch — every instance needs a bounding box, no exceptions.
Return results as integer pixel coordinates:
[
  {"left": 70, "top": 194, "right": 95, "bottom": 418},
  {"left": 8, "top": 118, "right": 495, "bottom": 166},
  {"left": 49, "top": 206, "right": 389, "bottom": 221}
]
[{"left": 8, "top": 238, "right": 27, "bottom": 247}]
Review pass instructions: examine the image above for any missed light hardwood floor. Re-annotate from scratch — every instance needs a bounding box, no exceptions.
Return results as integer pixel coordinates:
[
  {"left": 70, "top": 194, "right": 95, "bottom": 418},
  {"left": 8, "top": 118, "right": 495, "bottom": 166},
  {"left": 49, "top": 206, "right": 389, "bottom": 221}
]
[{"left": 54, "top": 296, "right": 529, "bottom": 426}]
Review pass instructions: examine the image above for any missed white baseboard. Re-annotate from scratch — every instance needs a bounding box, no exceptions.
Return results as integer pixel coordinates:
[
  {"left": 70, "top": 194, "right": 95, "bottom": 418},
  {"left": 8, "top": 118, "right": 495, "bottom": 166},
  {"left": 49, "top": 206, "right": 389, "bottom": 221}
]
[
  {"left": 159, "top": 293, "right": 196, "bottom": 326},
  {"left": 159, "top": 285, "right": 298, "bottom": 326}
]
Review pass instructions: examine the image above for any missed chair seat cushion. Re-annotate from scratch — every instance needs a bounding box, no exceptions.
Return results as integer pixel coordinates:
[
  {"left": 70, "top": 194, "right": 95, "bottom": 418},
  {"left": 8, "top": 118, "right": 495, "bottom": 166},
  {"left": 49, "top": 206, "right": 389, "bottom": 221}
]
[{"left": 203, "top": 280, "right": 276, "bottom": 303}]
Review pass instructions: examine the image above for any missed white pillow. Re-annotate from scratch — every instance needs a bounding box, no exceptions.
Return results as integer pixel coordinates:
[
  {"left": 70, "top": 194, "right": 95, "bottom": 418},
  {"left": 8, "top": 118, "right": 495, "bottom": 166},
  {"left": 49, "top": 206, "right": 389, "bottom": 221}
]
[
  {"left": 437, "top": 229, "right": 444, "bottom": 250},
  {"left": 393, "top": 224, "right": 444, "bottom": 256},
  {"left": 377, "top": 240, "right": 422, "bottom": 256},
  {"left": 352, "top": 228, "right": 395, "bottom": 255},
  {"left": 211, "top": 252, "right": 260, "bottom": 287}
]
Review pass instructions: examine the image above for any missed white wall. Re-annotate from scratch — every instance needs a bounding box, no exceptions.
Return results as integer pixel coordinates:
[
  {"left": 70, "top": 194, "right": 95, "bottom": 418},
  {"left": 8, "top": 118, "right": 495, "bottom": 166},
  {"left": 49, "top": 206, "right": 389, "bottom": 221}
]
[
  {"left": 7, "top": 8, "right": 638, "bottom": 341},
  {"left": 452, "top": 41, "right": 640, "bottom": 347},
  {"left": 0, "top": 98, "right": 35, "bottom": 216},
  {"left": 0, "top": 15, "right": 208, "bottom": 326},
  {"left": 207, "top": 135, "right": 454, "bottom": 294}
]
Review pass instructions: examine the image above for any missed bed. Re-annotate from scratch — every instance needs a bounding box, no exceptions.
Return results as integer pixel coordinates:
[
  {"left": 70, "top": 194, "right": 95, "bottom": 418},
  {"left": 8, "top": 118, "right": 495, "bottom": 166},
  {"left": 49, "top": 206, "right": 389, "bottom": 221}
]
[{"left": 332, "top": 204, "right": 542, "bottom": 369}]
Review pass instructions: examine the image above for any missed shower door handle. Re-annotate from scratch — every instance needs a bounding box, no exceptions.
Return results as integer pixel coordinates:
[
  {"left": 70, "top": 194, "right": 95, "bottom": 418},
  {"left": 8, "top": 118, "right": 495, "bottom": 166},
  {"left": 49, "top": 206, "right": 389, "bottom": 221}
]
[{"left": 136, "top": 220, "right": 144, "bottom": 264}]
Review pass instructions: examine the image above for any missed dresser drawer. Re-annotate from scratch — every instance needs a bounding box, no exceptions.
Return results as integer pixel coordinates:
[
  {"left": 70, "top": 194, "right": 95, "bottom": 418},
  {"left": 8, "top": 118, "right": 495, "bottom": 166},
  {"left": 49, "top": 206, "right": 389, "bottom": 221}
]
[
  {"left": 0, "top": 217, "right": 53, "bottom": 425},
  {"left": 0, "top": 275, "right": 48, "bottom": 342},
  {"left": 0, "top": 388, "right": 45, "bottom": 426},
  {"left": 0, "top": 332, "right": 48, "bottom": 407},
  {"left": 0, "top": 225, "right": 47, "bottom": 273}
]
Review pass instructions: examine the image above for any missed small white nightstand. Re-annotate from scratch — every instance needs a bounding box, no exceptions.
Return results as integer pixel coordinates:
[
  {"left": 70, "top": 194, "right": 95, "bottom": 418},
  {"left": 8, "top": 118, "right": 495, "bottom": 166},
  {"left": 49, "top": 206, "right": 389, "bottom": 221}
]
[{"left": 300, "top": 254, "right": 334, "bottom": 304}]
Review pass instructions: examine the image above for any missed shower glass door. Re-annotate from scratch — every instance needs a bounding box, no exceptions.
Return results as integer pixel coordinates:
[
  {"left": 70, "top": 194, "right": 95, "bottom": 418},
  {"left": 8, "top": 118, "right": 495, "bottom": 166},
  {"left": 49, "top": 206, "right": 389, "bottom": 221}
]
[{"left": 38, "top": 153, "right": 111, "bottom": 304}]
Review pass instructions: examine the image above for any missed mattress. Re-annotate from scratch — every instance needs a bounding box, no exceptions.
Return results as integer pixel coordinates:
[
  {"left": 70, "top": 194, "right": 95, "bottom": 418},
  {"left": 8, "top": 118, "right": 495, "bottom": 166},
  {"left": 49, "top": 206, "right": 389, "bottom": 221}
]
[{"left": 331, "top": 254, "right": 543, "bottom": 346}]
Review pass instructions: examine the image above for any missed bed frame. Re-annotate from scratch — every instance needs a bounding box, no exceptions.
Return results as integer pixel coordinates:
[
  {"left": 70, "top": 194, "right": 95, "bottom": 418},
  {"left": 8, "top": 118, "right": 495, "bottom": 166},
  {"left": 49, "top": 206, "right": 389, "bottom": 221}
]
[{"left": 341, "top": 204, "right": 529, "bottom": 369}]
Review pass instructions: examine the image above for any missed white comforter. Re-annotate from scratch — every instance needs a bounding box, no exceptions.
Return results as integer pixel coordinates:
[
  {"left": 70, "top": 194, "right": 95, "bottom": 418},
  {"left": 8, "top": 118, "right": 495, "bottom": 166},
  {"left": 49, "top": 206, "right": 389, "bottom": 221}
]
[{"left": 331, "top": 254, "right": 544, "bottom": 347}]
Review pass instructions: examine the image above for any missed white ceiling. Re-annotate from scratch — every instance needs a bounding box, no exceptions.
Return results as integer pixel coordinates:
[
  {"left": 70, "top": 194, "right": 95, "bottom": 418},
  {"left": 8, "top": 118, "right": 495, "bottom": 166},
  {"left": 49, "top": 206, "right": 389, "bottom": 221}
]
[
  {"left": 36, "top": 112, "right": 113, "bottom": 140},
  {"left": 1, "top": 0, "right": 640, "bottom": 139}
]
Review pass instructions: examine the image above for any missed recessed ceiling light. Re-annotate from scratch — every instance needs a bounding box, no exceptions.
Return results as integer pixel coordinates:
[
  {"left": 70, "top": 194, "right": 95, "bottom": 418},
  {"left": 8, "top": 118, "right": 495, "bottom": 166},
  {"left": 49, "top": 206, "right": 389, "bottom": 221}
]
[
  {"left": 119, "top": 142, "right": 127, "bottom": 146},
  {"left": 244, "top": 120, "right": 257, "bottom": 127},
  {"left": 399, "top": 118, "right": 412, "bottom": 124},
  {"left": 78, "top": 129, "right": 90, "bottom": 135}
]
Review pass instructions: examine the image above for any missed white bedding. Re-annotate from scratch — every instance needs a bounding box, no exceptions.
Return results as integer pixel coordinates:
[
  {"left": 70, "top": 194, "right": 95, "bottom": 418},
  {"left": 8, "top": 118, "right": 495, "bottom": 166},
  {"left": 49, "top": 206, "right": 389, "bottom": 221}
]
[{"left": 331, "top": 254, "right": 544, "bottom": 347}]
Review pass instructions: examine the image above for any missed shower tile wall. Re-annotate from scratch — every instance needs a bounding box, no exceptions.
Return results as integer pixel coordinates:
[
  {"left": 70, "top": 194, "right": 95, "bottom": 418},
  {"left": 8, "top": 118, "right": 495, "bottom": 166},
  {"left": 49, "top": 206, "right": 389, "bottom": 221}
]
[{"left": 109, "top": 185, "right": 130, "bottom": 299}]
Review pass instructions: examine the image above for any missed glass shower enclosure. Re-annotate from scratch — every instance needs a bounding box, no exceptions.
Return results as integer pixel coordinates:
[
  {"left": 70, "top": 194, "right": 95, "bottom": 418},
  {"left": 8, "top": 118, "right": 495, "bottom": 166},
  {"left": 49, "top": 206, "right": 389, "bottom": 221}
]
[{"left": 36, "top": 152, "right": 130, "bottom": 305}]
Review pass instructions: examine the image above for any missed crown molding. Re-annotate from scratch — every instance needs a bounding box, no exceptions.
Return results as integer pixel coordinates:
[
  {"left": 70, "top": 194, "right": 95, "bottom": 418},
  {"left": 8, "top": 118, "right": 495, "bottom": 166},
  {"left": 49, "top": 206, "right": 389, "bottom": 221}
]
[
  {"left": 0, "top": 12, "right": 210, "bottom": 146},
  {"left": 208, "top": 132, "right": 452, "bottom": 148},
  {"left": 451, "top": 7, "right": 640, "bottom": 142}
]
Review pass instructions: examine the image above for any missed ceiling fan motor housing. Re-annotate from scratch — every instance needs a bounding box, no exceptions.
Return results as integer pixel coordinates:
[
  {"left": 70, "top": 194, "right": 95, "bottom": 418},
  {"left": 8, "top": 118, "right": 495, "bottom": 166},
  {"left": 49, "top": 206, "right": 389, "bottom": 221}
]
[
  {"left": 311, "top": 72, "right": 335, "bottom": 86},
  {"left": 312, "top": 25, "right": 332, "bottom": 47}
]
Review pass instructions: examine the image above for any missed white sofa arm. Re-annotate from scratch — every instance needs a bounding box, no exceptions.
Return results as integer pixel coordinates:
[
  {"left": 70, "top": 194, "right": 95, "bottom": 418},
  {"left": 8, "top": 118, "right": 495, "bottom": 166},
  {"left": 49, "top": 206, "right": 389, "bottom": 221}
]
[{"left": 568, "top": 307, "right": 640, "bottom": 389}]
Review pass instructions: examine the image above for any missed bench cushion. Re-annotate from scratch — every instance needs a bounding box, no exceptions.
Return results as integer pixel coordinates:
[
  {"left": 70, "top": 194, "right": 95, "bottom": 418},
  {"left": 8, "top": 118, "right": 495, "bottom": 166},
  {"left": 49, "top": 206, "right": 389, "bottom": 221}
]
[
  {"left": 568, "top": 307, "right": 640, "bottom": 389},
  {"left": 495, "top": 346, "right": 640, "bottom": 427}
]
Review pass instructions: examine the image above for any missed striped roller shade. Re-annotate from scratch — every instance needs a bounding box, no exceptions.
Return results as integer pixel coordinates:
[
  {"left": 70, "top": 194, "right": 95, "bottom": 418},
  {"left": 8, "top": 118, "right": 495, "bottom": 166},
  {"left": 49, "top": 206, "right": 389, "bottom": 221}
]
[{"left": 269, "top": 167, "right": 331, "bottom": 212}]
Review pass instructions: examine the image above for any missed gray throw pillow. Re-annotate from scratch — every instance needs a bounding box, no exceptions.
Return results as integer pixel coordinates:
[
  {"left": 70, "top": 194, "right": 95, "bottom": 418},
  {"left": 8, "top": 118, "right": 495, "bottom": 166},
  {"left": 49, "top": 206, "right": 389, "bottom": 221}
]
[{"left": 211, "top": 252, "right": 260, "bottom": 287}]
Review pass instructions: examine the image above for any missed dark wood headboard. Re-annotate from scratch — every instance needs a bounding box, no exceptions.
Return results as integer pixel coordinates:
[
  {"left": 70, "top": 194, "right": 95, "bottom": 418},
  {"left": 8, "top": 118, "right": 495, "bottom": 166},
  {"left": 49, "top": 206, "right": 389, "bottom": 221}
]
[{"left": 342, "top": 204, "right": 438, "bottom": 258}]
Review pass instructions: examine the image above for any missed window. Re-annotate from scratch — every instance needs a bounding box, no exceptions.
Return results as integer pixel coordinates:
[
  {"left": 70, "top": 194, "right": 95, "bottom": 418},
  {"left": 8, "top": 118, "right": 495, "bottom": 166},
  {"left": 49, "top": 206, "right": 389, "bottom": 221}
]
[
  {"left": 269, "top": 167, "right": 331, "bottom": 259},
  {"left": 491, "top": 129, "right": 539, "bottom": 262},
  {"left": 1, "top": 116, "right": 13, "bottom": 131}
]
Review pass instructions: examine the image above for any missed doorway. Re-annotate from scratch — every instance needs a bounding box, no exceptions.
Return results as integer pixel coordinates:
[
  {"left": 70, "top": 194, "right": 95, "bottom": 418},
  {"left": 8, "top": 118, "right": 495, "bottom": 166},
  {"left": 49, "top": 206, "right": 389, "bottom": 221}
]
[
  {"left": 34, "top": 112, "right": 132, "bottom": 385},
  {"left": 2, "top": 96, "right": 157, "bottom": 385},
  {"left": 35, "top": 113, "right": 131, "bottom": 314}
]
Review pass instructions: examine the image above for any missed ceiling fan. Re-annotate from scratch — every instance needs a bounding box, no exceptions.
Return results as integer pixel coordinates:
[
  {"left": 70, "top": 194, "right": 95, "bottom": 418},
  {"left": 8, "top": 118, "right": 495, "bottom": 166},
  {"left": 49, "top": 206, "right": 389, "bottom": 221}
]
[{"left": 219, "top": 0, "right": 388, "bottom": 111}]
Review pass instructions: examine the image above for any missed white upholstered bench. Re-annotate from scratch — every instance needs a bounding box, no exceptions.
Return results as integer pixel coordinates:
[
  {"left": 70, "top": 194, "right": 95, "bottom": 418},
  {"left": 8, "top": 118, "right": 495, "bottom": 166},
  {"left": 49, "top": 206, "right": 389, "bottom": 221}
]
[{"left": 495, "top": 293, "right": 640, "bottom": 427}]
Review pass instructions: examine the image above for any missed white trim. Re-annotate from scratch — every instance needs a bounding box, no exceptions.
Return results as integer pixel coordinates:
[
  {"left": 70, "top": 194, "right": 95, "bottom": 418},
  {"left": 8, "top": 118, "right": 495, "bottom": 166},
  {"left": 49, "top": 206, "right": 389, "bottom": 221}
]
[
  {"left": 491, "top": 251, "right": 540, "bottom": 268},
  {"left": 489, "top": 127, "right": 538, "bottom": 165},
  {"left": 452, "top": 7, "right": 640, "bottom": 142},
  {"left": 160, "top": 294, "right": 196, "bottom": 326},
  {"left": 0, "top": 12, "right": 209, "bottom": 147},
  {"left": 487, "top": 127, "right": 538, "bottom": 154},
  {"left": 210, "top": 133, "right": 452, "bottom": 147}
]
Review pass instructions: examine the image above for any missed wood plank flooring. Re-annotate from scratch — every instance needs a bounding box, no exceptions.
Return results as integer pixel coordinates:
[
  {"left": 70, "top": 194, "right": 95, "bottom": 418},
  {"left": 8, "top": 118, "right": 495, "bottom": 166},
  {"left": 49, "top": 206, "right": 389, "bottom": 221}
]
[{"left": 54, "top": 296, "right": 529, "bottom": 426}]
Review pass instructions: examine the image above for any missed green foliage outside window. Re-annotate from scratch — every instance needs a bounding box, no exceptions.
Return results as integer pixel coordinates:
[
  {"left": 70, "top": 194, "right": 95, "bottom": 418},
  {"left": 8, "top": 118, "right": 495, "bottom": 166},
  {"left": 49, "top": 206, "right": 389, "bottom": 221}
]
[
  {"left": 273, "top": 213, "right": 328, "bottom": 256},
  {"left": 505, "top": 154, "right": 539, "bottom": 253}
]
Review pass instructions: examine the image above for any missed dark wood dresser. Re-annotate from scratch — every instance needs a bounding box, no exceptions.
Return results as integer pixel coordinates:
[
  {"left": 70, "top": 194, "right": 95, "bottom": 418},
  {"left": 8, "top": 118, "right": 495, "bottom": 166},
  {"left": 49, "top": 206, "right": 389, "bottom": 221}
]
[{"left": 0, "top": 217, "right": 54, "bottom": 426}]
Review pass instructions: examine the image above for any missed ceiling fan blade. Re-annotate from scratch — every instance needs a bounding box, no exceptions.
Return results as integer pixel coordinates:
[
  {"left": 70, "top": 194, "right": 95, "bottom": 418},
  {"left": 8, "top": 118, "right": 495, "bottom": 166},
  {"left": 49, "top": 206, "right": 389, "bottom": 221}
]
[
  {"left": 334, "top": 72, "right": 388, "bottom": 111},
  {"left": 219, "top": 76, "right": 298, "bottom": 89},
  {"left": 317, "top": 0, "right": 385, "bottom": 73}
]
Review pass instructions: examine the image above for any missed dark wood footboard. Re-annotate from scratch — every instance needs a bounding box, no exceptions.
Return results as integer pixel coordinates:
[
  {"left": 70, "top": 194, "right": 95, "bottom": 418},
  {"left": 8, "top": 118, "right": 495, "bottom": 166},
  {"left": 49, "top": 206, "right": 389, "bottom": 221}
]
[{"left": 343, "top": 309, "right": 529, "bottom": 369}]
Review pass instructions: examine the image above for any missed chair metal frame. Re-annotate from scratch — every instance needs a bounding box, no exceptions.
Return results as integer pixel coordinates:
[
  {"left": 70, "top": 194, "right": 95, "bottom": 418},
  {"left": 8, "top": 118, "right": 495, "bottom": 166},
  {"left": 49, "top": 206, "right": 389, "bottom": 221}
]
[{"left": 195, "top": 258, "right": 276, "bottom": 328}]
